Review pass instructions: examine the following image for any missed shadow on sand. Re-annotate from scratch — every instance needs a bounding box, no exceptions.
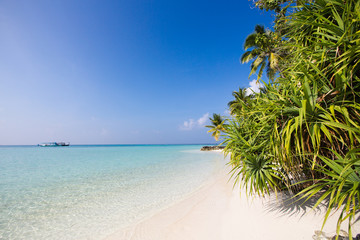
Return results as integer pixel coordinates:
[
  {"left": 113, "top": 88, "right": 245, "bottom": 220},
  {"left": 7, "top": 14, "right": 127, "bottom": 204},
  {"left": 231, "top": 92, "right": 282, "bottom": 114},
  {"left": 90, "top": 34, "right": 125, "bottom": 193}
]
[
  {"left": 263, "top": 191, "right": 360, "bottom": 240},
  {"left": 264, "top": 191, "right": 327, "bottom": 218}
]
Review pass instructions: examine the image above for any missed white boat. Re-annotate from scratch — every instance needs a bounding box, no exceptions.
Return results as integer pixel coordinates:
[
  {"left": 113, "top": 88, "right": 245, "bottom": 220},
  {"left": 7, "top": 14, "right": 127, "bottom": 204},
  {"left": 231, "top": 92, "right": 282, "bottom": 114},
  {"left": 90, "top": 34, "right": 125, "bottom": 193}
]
[{"left": 38, "top": 142, "right": 70, "bottom": 147}]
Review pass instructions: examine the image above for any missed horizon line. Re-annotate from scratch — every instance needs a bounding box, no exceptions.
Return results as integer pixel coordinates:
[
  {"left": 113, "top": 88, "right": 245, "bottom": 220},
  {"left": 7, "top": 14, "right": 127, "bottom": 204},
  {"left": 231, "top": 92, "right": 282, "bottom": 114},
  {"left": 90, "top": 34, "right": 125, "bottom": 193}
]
[{"left": 0, "top": 143, "right": 218, "bottom": 147}]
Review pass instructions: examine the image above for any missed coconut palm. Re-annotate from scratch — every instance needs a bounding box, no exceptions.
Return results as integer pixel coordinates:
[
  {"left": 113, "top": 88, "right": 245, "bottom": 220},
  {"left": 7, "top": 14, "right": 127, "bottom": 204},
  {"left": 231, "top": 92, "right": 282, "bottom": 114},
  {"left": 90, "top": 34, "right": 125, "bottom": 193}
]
[
  {"left": 205, "top": 113, "right": 227, "bottom": 141},
  {"left": 227, "top": 88, "right": 251, "bottom": 115},
  {"left": 252, "top": 0, "right": 290, "bottom": 12},
  {"left": 240, "top": 25, "right": 281, "bottom": 81}
]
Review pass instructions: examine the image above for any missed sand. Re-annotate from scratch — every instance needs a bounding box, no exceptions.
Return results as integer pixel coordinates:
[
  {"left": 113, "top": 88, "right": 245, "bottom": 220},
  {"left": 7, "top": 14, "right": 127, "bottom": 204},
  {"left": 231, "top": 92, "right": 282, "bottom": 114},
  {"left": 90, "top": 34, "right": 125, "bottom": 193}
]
[{"left": 104, "top": 157, "right": 360, "bottom": 240}]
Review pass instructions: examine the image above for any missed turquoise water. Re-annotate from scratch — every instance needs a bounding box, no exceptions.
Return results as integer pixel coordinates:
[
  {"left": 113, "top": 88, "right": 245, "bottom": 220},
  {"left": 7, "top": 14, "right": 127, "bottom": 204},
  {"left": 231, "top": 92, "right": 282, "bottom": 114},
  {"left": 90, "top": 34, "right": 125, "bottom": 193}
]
[{"left": 0, "top": 145, "right": 224, "bottom": 240}]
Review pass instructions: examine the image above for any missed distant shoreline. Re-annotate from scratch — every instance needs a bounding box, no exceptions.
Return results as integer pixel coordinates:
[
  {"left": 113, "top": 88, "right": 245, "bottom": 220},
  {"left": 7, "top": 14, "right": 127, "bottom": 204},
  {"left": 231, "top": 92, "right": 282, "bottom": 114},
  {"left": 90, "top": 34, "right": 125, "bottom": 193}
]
[
  {"left": 0, "top": 143, "right": 217, "bottom": 147},
  {"left": 200, "top": 145, "right": 225, "bottom": 151}
]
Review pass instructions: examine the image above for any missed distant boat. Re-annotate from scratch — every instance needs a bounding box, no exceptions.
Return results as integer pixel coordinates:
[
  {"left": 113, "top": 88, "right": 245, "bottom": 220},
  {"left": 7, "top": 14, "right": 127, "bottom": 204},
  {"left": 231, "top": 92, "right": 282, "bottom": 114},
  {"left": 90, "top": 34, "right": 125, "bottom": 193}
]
[{"left": 38, "top": 142, "right": 70, "bottom": 147}]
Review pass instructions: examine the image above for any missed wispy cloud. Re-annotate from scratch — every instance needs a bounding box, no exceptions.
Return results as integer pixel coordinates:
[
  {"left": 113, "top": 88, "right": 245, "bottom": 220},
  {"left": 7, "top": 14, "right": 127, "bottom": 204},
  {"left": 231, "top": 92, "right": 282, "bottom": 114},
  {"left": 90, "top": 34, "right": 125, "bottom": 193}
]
[
  {"left": 180, "top": 113, "right": 209, "bottom": 131},
  {"left": 197, "top": 113, "right": 209, "bottom": 126},
  {"left": 181, "top": 119, "right": 196, "bottom": 131},
  {"left": 246, "top": 79, "right": 264, "bottom": 96}
]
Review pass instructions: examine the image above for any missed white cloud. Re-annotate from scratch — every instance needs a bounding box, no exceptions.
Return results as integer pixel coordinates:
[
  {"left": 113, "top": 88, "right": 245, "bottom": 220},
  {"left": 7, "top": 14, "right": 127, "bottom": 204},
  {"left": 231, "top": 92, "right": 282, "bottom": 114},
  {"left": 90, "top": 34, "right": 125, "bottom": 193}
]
[
  {"left": 181, "top": 119, "right": 196, "bottom": 131},
  {"left": 180, "top": 113, "right": 209, "bottom": 131},
  {"left": 246, "top": 79, "right": 264, "bottom": 96},
  {"left": 197, "top": 113, "right": 209, "bottom": 126}
]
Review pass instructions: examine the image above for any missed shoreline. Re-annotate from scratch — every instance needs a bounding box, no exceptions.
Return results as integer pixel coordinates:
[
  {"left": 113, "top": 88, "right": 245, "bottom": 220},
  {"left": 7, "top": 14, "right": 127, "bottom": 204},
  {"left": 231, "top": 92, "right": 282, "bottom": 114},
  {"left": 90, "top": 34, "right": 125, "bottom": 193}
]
[
  {"left": 104, "top": 155, "right": 360, "bottom": 240},
  {"left": 104, "top": 160, "right": 232, "bottom": 240},
  {"left": 0, "top": 145, "right": 225, "bottom": 240}
]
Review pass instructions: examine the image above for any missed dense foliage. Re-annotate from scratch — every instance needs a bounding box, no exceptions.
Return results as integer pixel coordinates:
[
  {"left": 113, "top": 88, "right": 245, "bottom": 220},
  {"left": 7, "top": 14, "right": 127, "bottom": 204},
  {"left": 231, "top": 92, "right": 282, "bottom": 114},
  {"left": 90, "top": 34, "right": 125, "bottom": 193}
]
[{"left": 209, "top": 0, "right": 360, "bottom": 237}]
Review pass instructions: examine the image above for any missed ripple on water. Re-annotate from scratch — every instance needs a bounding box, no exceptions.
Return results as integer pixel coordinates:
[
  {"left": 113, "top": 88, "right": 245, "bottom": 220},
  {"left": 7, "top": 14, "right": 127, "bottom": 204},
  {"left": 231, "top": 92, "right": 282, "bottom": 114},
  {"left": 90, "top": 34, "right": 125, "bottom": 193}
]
[{"left": 0, "top": 145, "right": 224, "bottom": 239}]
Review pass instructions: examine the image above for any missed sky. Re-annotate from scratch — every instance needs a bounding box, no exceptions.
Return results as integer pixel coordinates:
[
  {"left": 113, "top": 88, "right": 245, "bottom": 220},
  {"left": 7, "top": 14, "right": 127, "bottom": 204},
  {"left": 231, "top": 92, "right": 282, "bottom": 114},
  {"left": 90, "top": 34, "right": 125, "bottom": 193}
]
[{"left": 0, "top": 0, "right": 273, "bottom": 145}]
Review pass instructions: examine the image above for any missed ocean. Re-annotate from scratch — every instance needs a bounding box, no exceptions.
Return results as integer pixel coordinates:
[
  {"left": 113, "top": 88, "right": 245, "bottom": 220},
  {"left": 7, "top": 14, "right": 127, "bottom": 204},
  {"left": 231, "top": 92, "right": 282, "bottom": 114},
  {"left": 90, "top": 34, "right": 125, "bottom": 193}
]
[{"left": 0, "top": 145, "right": 225, "bottom": 240}]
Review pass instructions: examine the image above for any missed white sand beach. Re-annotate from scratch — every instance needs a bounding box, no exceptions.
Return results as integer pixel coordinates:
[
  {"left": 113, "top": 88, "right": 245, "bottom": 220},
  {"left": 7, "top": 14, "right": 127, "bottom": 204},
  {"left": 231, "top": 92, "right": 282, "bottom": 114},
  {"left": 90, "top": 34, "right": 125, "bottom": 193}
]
[{"left": 105, "top": 156, "right": 360, "bottom": 240}]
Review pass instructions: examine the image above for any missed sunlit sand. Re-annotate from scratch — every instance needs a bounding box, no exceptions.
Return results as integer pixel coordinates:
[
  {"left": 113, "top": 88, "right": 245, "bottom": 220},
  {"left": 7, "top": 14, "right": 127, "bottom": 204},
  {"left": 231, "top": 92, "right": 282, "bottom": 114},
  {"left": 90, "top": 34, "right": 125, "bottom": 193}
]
[{"left": 105, "top": 155, "right": 360, "bottom": 240}]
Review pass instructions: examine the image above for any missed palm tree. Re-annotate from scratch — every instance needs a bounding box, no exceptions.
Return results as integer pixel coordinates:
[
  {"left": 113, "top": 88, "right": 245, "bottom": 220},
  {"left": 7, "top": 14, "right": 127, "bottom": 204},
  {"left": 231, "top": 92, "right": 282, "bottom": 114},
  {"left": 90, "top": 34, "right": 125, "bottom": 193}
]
[
  {"left": 252, "top": 0, "right": 289, "bottom": 12},
  {"left": 205, "top": 113, "right": 227, "bottom": 141},
  {"left": 227, "top": 88, "right": 250, "bottom": 115},
  {"left": 240, "top": 25, "right": 281, "bottom": 81}
]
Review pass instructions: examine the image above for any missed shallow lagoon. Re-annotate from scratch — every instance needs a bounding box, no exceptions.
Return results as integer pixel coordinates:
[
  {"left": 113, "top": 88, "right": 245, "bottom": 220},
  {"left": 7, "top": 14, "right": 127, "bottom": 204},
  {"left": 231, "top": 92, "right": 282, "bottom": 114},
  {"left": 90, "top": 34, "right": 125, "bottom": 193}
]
[{"left": 0, "top": 145, "right": 224, "bottom": 240}]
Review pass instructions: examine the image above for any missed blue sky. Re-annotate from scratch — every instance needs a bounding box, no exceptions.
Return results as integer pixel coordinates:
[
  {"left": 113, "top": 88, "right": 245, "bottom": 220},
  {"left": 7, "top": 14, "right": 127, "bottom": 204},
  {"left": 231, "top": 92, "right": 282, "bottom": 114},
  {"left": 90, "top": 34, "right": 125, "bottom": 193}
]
[{"left": 0, "top": 0, "right": 273, "bottom": 145}]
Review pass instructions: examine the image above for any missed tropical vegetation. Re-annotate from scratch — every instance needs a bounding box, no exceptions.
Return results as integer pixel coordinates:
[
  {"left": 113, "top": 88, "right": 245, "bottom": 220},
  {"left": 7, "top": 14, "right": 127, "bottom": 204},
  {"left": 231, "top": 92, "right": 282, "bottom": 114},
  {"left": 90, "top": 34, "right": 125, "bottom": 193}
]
[
  {"left": 240, "top": 24, "right": 282, "bottom": 80},
  {"left": 207, "top": 0, "right": 360, "bottom": 237},
  {"left": 205, "top": 113, "right": 227, "bottom": 141}
]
